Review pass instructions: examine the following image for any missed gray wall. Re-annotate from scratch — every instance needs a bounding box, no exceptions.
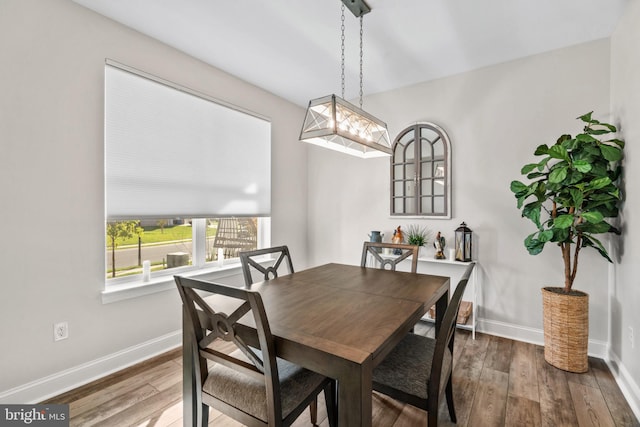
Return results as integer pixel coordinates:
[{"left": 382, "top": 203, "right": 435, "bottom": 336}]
[
  {"left": 0, "top": 0, "right": 308, "bottom": 396},
  {"left": 610, "top": 0, "right": 640, "bottom": 412}
]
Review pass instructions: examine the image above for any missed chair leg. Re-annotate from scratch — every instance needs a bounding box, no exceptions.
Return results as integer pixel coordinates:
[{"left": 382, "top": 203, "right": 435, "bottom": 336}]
[
  {"left": 428, "top": 410, "right": 438, "bottom": 427},
  {"left": 309, "top": 397, "right": 318, "bottom": 425},
  {"left": 324, "top": 380, "right": 337, "bottom": 427},
  {"left": 201, "top": 403, "right": 209, "bottom": 427},
  {"left": 445, "top": 375, "right": 457, "bottom": 423}
]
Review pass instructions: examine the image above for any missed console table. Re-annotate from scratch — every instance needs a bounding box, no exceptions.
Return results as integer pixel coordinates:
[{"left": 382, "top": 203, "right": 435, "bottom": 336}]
[{"left": 416, "top": 256, "right": 479, "bottom": 339}]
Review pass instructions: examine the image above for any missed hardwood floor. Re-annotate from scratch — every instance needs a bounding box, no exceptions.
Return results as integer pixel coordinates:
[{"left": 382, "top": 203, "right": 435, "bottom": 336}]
[{"left": 44, "top": 322, "right": 639, "bottom": 426}]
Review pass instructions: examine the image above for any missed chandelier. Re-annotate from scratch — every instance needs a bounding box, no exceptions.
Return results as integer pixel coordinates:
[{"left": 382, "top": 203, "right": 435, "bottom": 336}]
[{"left": 299, "top": 0, "right": 391, "bottom": 158}]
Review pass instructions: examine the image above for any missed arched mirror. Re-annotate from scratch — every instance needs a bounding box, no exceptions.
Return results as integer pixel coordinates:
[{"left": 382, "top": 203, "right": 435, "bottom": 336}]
[{"left": 390, "top": 123, "right": 451, "bottom": 218}]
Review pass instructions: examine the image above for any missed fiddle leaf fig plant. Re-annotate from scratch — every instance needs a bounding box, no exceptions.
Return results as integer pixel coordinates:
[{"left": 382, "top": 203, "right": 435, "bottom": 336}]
[{"left": 510, "top": 112, "right": 624, "bottom": 292}]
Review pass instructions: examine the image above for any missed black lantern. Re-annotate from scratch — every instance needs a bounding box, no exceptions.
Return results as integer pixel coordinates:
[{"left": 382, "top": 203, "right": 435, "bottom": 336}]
[{"left": 454, "top": 222, "right": 473, "bottom": 262}]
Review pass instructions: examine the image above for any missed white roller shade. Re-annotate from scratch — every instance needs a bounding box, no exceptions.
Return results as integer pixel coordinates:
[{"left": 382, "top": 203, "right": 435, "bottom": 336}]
[{"left": 105, "top": 62, "right": 271, "bottom": 220}]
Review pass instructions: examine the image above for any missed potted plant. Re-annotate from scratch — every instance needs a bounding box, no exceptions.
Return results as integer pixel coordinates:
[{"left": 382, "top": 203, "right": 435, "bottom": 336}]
[
  {"left": 510, "top": 112, "right": 624, "bottom": 373},
  {"left": 405, "top": 224, "right": 432, "bottom": 257}
]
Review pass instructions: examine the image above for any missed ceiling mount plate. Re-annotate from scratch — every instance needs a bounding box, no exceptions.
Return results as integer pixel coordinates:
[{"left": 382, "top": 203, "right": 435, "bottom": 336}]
[{"left": 341, "top": 0, "right": 371, "bottom": 17}]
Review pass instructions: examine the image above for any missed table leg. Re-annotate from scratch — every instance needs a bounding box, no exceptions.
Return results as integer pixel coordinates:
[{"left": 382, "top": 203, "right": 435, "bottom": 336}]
[{"left": 337, "top": 358, "right": 373, "bottom": 427}]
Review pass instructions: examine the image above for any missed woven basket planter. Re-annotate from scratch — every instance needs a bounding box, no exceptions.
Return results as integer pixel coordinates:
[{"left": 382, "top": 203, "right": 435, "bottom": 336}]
[{"left": 541, "top": 287, "right": 589, "bottom": 373}]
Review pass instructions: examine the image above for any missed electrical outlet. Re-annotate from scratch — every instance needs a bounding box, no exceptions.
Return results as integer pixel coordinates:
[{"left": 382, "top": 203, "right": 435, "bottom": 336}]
[
  {"left": 630, "top": 326, "right": 635, "bottom": 349},
  {"left": 54, "top": 322, "right": 69, "bottom": 341}
]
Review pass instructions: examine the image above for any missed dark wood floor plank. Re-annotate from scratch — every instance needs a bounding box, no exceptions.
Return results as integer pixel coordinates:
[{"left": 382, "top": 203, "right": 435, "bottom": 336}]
[
  {"left": 468, "top": 368, "right": 508, "bottom": 427},
  {"left": 508, "top": 340, "right": 540, "bottom": 402},
  {"left": 505, "top": 396, "right": 541, "bottom": 427},
  {"left": 568, "top": 381, "right": 616, "bottom": 427},
  {"left": 565, "top": 356, "right": 600, "bottom": 389},
  {"left": 70, "top": 360, "right": 180, "bottom": 417},
  {"left": 535, "top": 346, "right": 579, "bottom": 427},
  {"left": 92, "top": 381, "right": 182, "bottom": 427},
  {"left": 372, "top": 392, "right": 403, "bottom": 426},
  {"left": 447, "top": 332, "right": 491, "bottom": 426},
  {"left": 590, "top": 358, "right": 640, "bottom": 427},
  {"left": 70, "top": 383, "right": 161, "bottom": 426},
  {"left": 484, "top": 335, "right": 514, "bottom": 373},
  {"left": 391, "top": 404, "right": 426, "bottom": 427},
  {"left": 452, "top": 329, "right": 471, "bottom": 366}
]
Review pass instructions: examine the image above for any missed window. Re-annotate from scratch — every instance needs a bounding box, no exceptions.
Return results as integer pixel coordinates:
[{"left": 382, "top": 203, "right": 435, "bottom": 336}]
[
  {"left": 391, "top": 123, "right": 451, "bottom": 217},
  {"left": 105, "top": 60, "right": 271, "bottom": 283},
  {"left": 105, "top": 217, "right": 267, "bottom": 279}
]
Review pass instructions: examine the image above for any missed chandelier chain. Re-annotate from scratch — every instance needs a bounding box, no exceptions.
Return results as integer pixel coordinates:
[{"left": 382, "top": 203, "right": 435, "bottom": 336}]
[
  {"left": 340, "top": 4, "right": 345, "bottom": 99},
  {"left": 359, "top": 15, "right": 363, "bottom": 109}
]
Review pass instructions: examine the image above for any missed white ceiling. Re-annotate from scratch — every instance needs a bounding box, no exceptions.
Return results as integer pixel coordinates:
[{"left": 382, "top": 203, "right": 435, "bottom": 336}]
[{"left": 73, "top": 0, "right": 628, "bottom": 107}]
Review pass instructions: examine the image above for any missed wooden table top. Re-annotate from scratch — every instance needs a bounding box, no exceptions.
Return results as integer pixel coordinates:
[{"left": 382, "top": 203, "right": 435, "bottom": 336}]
[{"left": 238, "top": 263, "right": 450, "bottom": 364}]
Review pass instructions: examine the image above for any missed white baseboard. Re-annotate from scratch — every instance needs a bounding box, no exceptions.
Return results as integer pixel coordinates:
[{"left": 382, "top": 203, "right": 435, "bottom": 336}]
[
  {"left": 477, "top": 318, "right": 608, "bottom": 359},
  {"left": 0, "top": 330, "right": 182, "bottom": 404},
  {"left": 606, "top": 350, "right": 640, "bottom": 422}
]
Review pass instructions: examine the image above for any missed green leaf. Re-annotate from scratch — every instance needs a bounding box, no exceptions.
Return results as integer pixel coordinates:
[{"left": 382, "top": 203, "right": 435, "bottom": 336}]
[
  {"left": 572, "top": 160, "right": 592, "bottom": 173},
  {"left": 548, "top": 145, "right": 569, "bottom": 161},
  {"left": 581, "top": 211, "right": 604, "bottom": 223},
  {"left": 578, "top": 112, "right": 593, "bottom": 122},
  {"left": 600, "top": 144, "right": 623, "bottom": 162},
  {"left": 524, "top": 234, "right": 545, "bottom": 255},
  {"left": 522, "top": 203, "right": 541, "bottom": 227},
  {"left": 549, "top": 167, "right": 568, "bottom": 183},
  {"left": 552, "top": 227, "right": 570, "bottom": 243},
  {"left": 526, "top": 171, "right": 546, "bottom": 180},
  {"left": 576, "top": 133, "right": 598, "bottom": 143},
  {"left": 587, "top": 177, "right": 612, "bottom": 191},
  {"left": 607, "top": 138, "right": 625, "bottom": 148},
  {"left": 539, "top": 230, "right": 554, "bottom": 242},
  {"left": 590, "top": 123, "right": 617, "bottom": 133},
  {"left": 510, "top": 180, "right": 528, "bottom": 195},
  {"left": 569, "top": 188, "right": 583, "bottom": 208},
  {"left": 588, "top": 128, "right": 613, "bottom": 135},
  {"left": 534, "top": 144, "right": 549, "bottom": 155},
  {"left": 521, "top": 163, "right": 539, "bottom": 174},
  {"left": 581, "top": 235, "right": 613, "bottom": 262},
  {"left": 554, "top": 214, "right": 574, "bottom": 229},
  {"left": 578, "top": 222, "right": 612, "bottom": 234}
]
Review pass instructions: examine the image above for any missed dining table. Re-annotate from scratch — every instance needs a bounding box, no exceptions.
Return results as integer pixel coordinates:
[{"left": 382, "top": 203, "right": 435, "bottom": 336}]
[{"left": 181, "top": 262, "right": 450, "bottom": 426}]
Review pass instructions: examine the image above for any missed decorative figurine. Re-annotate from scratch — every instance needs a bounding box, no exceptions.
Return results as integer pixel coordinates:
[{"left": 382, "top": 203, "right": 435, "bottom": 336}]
[
  {"left": 392, "top": 226, "right": 404, "bottom": 255},
  {"left": 434, "top": 231, "right": 446, "bottom": 259}
]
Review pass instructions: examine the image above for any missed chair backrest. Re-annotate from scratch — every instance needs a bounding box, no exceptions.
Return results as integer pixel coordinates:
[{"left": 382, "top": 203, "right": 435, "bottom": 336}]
[
  {"left": 360, "top": 241, "right": 419, "bottom": 273},
  {"left": 430, "top": 262, "right": 476, "bottom": 399},
  {"left": 174, "top": 275, "right": 283, "bottom": 423},
  {"left": 239, "top": 246, "right": 294, "bottom": 286}
]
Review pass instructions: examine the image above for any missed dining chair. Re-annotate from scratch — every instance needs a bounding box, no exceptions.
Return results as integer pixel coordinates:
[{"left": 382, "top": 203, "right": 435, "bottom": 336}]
[
  {"left": 371, "top": 262, "right": 476, "bottom": 427},
  {"left": 239, "top": 245, "right": 294, "bottom": 286},
  {"left": 175, "top": 275, "right": 337, "bottom": 427},
  {"left": 239, "top": 245, "right": 326, "bottom": 422},
  {"left": 360, "top": 241, "right": 419, "bottom": 273}
]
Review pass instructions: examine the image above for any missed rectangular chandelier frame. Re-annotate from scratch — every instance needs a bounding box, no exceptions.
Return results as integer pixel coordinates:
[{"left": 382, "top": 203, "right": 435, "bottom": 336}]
[{"left": 299, "top": 94, "right": 391, "bottom": 159}]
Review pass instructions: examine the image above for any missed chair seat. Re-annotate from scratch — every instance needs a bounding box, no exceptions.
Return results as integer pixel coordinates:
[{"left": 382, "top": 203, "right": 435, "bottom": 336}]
[
  {"left": 373, "top": 333, "right": 452, "bottom": 402},
  {"left": 203, "top": 349, "right": 327, "bottom": 422}
]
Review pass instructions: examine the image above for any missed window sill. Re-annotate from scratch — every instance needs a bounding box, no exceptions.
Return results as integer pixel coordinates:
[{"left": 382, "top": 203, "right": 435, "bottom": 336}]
[{"left": 101, "top": 262, "right": 244, "bottom": 304}]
